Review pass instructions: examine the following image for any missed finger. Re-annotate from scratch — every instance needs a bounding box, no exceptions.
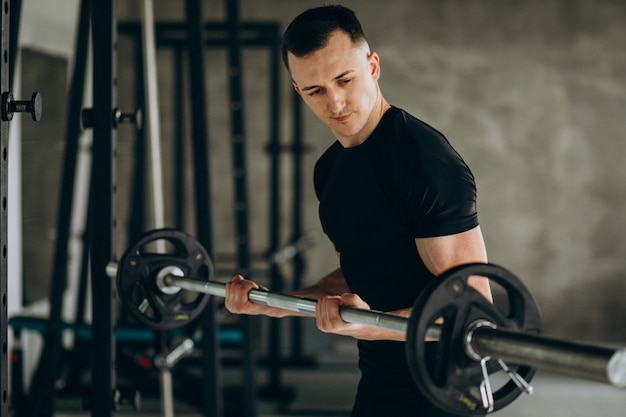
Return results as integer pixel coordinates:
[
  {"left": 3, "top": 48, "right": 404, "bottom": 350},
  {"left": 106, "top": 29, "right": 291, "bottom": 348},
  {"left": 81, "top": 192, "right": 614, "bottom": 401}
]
[
  {"left": 316, "top": 296, "right": 342, "bottom": 332},
  {"left": 340, "top": 293, "right": 369, "bottom": 309},
  {"left": 225, "top": 275, "right": 256, "bottom": 312}
]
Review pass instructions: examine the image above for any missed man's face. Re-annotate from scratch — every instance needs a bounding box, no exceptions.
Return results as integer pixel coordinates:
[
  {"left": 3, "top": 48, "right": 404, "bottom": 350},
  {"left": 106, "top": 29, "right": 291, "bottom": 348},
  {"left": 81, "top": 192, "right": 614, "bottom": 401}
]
[{"left": 289, "top": 30, "right": 382, "bottom": 147}]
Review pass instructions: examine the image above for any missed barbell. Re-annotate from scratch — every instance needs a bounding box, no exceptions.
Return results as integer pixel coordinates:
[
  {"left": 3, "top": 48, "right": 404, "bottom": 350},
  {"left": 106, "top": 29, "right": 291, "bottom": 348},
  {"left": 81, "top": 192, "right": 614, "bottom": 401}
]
[{"left": 109, "top": 228, "right": 626, "bottom": 415}]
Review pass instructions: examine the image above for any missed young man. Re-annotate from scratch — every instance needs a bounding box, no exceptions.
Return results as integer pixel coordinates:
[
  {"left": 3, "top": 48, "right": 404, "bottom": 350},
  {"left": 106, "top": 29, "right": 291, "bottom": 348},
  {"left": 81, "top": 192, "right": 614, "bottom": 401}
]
[{"left": 225, "top": 5, "right": 491, "bottom": 416}]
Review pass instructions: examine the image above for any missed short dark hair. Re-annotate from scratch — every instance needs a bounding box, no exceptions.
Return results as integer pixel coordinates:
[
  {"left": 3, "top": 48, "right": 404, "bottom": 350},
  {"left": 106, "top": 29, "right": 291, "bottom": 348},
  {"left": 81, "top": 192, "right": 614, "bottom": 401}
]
[{"left": 281, "top": 5, "right": 367, "bottom": 72}]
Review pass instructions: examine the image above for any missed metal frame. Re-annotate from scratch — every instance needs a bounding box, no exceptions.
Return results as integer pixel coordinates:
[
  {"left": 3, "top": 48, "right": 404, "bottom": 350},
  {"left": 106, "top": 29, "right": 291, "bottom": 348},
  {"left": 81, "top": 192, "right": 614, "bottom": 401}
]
[
  {"left": 89, "top": 1, "right": 117, "bottom": 416},
  {"left": 224, "top": 1, "right": 256, "bottom": 416},
  {"left": 1, "top": 2, "right": 10, "bottom": 415},
  {"left": 184, "top": 1, "right": 222, "bottom": 416}
]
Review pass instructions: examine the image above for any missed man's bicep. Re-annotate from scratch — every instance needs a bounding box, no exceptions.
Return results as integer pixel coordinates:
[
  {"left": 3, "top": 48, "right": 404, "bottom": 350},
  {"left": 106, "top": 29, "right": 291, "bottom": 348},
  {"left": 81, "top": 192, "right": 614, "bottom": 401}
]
[
  {"left": 414, "top": 225, "right": 488, "bottom": 275},
  {"left": 415, "top": 226, "right": 492, "bottom": 300}
]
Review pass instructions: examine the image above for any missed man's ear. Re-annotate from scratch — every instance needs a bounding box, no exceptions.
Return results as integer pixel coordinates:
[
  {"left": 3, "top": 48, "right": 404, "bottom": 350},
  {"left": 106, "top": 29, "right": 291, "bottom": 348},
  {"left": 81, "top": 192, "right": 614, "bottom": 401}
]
[
  {"left": 292, "top": 81, "right": 302, "bottom": 96},
  {"left": 368, "top": 51, "right": 381, "bottom": 81}
]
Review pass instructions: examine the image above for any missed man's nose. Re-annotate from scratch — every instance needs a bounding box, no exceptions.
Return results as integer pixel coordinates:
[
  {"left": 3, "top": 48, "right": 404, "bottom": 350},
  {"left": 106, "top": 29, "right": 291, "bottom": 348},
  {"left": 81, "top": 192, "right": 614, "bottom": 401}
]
[{"left": 326, "top": 89, "right": 345, "bottom": 113}]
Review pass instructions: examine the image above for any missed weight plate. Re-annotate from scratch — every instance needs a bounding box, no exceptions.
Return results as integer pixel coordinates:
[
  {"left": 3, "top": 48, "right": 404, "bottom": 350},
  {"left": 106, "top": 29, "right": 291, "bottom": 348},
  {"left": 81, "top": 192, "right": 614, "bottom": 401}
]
[
  {"left": 116, "top": 228, "right": 214, "bottom": 329},
  {"left": 406, "top": 263, "right": 542, "bottom": 415}
]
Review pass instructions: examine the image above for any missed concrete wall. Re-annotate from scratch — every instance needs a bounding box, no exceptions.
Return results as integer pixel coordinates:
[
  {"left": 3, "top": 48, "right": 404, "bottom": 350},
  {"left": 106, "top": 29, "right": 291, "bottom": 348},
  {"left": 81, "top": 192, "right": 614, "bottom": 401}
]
[{"left": 18, "top": 0, "right": 626, "bottom": 349}]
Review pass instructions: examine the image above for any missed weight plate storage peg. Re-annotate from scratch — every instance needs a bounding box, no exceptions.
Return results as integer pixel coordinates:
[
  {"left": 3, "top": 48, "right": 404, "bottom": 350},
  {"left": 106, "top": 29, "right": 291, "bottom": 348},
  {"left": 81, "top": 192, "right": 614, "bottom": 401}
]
[
  {"left": 116, "top": 228, "right": 214, "bottom": 329},
  {"left": 406, "top": 263, "right": 543, "bottom": 416},
  {"left": 1, "top": 91, "right": 43, "bottom": 121}
]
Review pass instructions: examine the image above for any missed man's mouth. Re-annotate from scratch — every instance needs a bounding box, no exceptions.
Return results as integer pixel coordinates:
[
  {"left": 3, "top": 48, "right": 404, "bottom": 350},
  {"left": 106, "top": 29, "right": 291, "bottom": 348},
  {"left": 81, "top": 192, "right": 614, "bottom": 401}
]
[{"left": 332, "top": 113, "right": 351, "bottom": 123}]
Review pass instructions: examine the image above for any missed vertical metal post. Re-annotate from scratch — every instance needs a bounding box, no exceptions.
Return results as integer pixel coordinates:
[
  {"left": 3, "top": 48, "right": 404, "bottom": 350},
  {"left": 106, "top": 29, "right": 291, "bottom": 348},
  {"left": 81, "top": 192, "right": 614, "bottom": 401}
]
[
  {"left": 129, "top": 31, "right": 146, "bottom": 243},
  {"left": 7, "top": 0, "right": 17, "bottom": 85},
  {"left": 225, "top": 0, "right": 256, "bottom": 415},
  {"left": 173, "top": 48, "right": 185, "bottom": 230},
  {"left": 289, "top": 89, "right": 309, "bottom": 362},
  {"left": 184, "top": 1, "right": 222, "bottom": 416},
  {"left": 65, "top": 0, "right": 93, "bottom": 394},
  {"left": 90, "top": 0, "right": 117, "bottom": 416},
  {"left": 140, "top": 0, "right": 166, "bottom": 231},
  {"left": 262, "top": 23, "right": 294, "bottom": 399},
  {"left": 0, "top": 2, "right": 10, "bottom": 417},
  {"left": 64, "top": 0, "right": 92, "bottom": 321}
]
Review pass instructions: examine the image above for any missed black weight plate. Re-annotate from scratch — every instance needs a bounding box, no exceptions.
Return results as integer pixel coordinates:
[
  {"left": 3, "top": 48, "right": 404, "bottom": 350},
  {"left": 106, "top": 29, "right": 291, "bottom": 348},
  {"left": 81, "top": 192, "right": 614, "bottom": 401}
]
[
  {"left": 116, "top": 228, "right": 214, "bottom": 329},
  {"left": 406, "top": 263, "right": 542, "bottom": 415}
]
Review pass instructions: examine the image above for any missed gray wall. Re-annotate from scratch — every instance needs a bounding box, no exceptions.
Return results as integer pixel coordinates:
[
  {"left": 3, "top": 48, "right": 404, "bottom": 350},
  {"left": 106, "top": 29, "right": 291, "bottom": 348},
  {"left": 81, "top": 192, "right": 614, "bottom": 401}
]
[{"left": 21, "top": 0, "right": 626, "bottom": 347}]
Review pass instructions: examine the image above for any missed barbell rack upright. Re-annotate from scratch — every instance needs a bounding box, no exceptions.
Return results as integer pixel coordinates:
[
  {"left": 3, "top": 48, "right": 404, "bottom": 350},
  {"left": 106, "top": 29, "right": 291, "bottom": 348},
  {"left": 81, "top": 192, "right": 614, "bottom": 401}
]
[
  {"left": 89, "top": 0, "right": 118, "bottom": 416},
  {"left": 0, "top": 3, "right": 10, "bottom": 416},
  {"left": 184, "top": 1, "right": 222, "bottom": 416},
  {"left": 225, "top": 0, "right": 257, "bottom": 416}
]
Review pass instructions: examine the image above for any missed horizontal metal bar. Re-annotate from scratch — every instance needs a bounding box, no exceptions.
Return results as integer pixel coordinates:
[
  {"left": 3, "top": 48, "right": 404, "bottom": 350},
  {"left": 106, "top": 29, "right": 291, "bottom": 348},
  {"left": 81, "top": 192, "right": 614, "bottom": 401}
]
[
  {"left": 109, "top": 262, "right": 626, "bottom": 388},
  {"left": 470, "top": 326, "right": 626, "bottom": 388},
  {"left": 163, "top": 275, "right": 415, "bottom": 335},
  {"left": 166, "top": 275, "right": 626, "bottom": 387}
]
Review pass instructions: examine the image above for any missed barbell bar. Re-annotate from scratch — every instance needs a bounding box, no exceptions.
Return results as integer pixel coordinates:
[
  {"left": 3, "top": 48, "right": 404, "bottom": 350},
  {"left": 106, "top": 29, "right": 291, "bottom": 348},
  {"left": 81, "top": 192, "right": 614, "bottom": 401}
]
[
  {"left": 151, "top": 270, "right": 626, "bottom": 388},
  {"left": 114, "top": 259, "right": 626, "bottom": 383},
  {"left": 111, "top": 228, "right": 626, "bottom": 415},
  {"left": 107, "top": 260, "right": 441, "bottom": 339}
]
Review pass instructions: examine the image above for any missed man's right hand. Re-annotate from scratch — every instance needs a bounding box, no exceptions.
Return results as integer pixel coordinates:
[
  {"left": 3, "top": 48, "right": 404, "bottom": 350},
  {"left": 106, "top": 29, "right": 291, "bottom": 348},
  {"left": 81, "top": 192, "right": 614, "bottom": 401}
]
[{"left": 224, "top": 275, "right": 283, "bottom": 317}]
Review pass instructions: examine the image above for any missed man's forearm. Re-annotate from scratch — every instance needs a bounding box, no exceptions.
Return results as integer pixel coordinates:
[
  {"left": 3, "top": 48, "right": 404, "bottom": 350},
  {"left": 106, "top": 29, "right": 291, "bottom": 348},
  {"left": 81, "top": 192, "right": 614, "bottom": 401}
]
[{"left": 290, "top": 267, "right": 350, "bottom": 300}]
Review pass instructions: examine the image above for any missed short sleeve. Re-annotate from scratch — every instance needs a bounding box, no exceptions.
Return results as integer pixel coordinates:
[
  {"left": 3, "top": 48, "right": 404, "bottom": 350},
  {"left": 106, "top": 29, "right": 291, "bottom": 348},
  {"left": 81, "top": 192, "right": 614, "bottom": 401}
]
[
  {"left": 395, "top": 115, "right": 479, "bottom": 238},
  {"left": 408, "top": 151, "right": 479, "bottom": 238}
]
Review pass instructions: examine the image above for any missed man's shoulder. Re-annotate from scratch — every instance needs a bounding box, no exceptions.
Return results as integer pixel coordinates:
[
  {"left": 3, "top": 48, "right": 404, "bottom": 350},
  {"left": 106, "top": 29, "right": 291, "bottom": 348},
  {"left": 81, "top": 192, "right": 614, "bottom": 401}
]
[{"left": 383, "top": 106, "right": 447, "bottom": 142}]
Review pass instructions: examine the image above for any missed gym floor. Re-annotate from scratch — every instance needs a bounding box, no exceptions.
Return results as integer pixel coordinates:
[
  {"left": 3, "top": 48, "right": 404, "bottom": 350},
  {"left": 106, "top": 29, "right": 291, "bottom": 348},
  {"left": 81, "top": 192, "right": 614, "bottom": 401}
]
[{"left": 50, "top": 367, "right": 626, "bottom": 417}]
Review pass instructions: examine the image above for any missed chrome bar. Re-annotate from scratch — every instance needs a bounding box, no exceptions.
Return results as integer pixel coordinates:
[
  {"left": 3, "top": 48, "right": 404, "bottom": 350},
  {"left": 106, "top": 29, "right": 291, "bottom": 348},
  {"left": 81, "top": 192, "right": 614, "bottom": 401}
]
[
  {"left": 163, "top": 274, "right": 411, "bottom": 334},
  {"left": 469, "top": 325, "right": 626, "bottom": 388}
]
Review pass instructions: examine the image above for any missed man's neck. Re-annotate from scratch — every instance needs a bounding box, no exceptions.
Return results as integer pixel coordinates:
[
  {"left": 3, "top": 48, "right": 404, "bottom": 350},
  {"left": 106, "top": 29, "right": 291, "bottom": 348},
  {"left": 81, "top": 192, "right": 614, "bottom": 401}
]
[{"left": 335, "top": 96, "right": 391, "bottom": 148}]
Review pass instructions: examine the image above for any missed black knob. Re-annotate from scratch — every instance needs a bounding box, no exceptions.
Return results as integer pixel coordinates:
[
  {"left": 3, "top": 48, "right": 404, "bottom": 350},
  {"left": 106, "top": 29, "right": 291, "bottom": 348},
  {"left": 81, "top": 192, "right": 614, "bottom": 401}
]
[
  {"left": 1, "top": 91, "right": 42, "bottom": 121},
  {"left": 113, "top": 107, "right": 142, "bottom": 129}
]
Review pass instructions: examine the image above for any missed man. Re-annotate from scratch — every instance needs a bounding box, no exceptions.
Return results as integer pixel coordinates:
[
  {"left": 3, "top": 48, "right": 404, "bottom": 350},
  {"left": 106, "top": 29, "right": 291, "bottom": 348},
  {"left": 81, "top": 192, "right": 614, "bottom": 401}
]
[{"left": 225, "top": 5, "right": 491, "bottom": 416}]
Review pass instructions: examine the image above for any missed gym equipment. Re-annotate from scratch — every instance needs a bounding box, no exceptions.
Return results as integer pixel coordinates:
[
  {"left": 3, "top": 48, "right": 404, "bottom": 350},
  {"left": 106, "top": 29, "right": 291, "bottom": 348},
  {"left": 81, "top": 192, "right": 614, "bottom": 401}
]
[
  {"left": 140, "top": 0, "right": 166, "bottom": 232},
  {"left": 1, "top": 4, "right": 13, "bottom": 416},
  {"left": 406, "top": 262, "right": 541, "bottom": 414},
  {"left": 2, "top": 4, "right": 44, "bottom": 417},
  {"left": 113, "top": 228, "right": 213, "bottom": 330},
  {"left": 1, "top": 91, "right": 42, "bottom": 121},
  {"left": 154, "top": 338, "right": 195, "bottom": 417},
  {"left": 112, "top": 229, "right": 626, "bottom": 415}
]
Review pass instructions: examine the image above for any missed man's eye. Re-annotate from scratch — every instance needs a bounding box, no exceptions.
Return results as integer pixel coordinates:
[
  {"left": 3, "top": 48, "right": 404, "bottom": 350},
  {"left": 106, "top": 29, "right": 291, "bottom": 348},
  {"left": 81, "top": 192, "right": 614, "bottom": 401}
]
[
  {"left": 309, "top": 89, "right": 321, "bottom": 96},
  {"left": 341, "top": 79, "right": 352, "bottom": 85}
]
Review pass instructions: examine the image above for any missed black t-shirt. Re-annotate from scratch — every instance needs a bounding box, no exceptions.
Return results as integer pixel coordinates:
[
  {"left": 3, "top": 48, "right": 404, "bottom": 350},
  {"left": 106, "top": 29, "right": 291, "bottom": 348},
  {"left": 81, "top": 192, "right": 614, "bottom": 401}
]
[
  {"left": 314, "top": 106, "right": 478, "bottom": 309},
  {"left": 313, "top": 106, "right": 479, "bottom": 416}
]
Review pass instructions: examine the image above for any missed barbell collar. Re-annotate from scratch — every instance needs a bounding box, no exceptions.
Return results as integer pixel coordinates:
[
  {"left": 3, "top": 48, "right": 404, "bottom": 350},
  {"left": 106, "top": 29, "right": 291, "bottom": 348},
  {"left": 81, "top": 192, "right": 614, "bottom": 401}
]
[{"left": 469, "top": 325, "right": 626, "bottom": 388}]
